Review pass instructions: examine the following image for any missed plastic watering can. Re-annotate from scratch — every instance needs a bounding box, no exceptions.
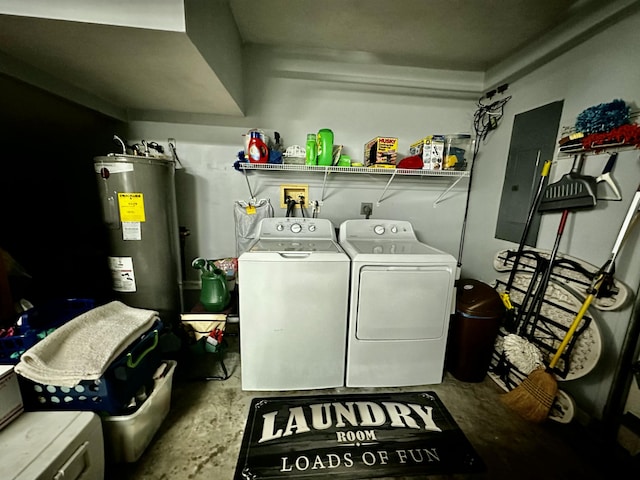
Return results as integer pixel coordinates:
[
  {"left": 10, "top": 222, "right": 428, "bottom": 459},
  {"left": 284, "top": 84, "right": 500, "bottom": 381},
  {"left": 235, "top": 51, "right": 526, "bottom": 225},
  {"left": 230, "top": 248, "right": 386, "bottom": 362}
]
[{"left": 192, "top": 258, "right": 231, "bottom": 312}]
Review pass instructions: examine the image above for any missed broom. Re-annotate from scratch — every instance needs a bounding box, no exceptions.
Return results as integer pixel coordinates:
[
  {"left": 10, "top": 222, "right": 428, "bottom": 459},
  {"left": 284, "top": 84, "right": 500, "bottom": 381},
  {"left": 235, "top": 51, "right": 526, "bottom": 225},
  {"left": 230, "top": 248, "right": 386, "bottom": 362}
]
[
  {"left": 502, "top": 183, "right": 640, "bottom": 422},
  {"left": 501, "top": 270, "right": 608, "bottom": 422}
]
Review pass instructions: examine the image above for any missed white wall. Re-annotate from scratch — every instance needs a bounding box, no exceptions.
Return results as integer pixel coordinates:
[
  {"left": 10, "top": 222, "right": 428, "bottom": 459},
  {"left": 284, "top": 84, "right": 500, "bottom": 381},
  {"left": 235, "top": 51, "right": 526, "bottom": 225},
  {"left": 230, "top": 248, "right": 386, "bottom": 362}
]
[
  {"left": 0, "top": 0, "right": 186, "bottom": 30},
  {"left": 462, "top": 11, "right": 640, "bottom": 420},
  {"left": 127, "top": 10, "right": 640, "bottom": 421},
  {"left": 128, "top": 45, "right": 477, "bottom": 285}
]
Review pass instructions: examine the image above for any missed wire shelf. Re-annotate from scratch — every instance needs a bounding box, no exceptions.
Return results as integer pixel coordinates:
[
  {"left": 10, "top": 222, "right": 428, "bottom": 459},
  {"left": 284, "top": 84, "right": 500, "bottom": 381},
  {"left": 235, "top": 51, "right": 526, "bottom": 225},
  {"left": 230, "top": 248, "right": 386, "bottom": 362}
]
[{"left": 237, "top": 162, "right": 470, "bottom": 178}]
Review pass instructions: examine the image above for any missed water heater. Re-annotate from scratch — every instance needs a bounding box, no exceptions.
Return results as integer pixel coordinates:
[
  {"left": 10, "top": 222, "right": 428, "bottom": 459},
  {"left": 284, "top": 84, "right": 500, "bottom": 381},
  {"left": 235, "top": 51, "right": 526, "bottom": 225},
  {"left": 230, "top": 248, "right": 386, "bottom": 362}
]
[{"left": 94, "top": 153, "right": 182, "bottom": 326}]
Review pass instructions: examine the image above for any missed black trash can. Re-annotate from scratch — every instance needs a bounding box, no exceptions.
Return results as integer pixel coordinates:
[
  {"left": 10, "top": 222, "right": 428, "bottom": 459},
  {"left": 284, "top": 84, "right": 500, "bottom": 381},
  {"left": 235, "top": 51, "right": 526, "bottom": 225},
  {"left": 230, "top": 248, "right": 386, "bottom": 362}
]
[{"left": 446, "top": 278, "right": 505, "bottom": 382}]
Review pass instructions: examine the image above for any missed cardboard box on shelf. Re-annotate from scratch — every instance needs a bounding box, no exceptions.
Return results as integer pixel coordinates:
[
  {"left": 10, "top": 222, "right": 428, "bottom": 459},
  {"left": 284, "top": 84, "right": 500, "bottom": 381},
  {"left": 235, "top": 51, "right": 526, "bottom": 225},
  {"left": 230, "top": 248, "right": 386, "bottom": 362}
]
[
  {"left": 0, "top": 365, "right": 23, "bottom": 431},
  {"left": 364, "top": 137, "right": 398, "bottom": 167},
  {"left": 410, "top": 135, "right": 445, "bottom": 170}
]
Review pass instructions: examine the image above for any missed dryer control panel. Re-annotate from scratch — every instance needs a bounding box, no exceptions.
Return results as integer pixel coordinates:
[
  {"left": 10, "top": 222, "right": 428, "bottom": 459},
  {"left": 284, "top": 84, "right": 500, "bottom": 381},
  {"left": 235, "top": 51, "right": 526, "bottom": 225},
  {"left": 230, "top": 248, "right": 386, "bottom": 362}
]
[{"left": 339, "top": 219, "right": 417, "bottom": 240}]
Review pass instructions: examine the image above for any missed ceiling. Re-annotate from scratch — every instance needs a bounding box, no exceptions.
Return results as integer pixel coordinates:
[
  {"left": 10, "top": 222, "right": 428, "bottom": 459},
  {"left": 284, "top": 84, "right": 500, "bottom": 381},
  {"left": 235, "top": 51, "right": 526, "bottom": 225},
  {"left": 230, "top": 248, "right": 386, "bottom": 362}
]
[
  {"left": 233, "top": 0, "right": 581, "bottom": 72},
  {"left": 0, "top": 0, "right": 636, "bottom": 122}
]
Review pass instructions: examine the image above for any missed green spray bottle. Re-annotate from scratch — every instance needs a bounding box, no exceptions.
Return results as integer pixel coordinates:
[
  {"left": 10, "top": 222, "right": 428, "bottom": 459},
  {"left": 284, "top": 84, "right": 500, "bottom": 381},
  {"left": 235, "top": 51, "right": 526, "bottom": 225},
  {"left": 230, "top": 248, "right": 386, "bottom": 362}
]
[{"left": 305, "top": 133, "right": 317, "bottom": 165}]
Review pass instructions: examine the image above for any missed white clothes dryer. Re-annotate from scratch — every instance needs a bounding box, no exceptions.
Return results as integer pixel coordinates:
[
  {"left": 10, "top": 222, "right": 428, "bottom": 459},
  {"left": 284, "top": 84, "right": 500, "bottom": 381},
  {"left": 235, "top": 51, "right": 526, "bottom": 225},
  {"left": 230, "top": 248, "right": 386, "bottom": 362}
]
[
  {"left": 238, "top": 217, "right": 350, "bottom": 391},
  {"left": 339, "top": 219, "right": 457, "bottom": 387}
]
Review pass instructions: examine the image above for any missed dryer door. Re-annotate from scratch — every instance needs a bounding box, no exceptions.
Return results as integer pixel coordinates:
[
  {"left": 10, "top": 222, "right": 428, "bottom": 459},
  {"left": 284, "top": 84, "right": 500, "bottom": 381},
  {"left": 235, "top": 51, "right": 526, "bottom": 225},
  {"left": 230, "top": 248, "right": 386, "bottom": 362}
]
[{"left": 356, "top": 265, "right": 454, "bottom": 340}]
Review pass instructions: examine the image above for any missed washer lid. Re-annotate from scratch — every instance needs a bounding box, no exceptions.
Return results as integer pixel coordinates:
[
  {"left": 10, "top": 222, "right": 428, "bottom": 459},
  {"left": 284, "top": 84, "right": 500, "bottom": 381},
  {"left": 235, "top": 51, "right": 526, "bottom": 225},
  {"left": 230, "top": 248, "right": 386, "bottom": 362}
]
[{"left": 248, "top": 239, "right": 343, "bottom": 253}]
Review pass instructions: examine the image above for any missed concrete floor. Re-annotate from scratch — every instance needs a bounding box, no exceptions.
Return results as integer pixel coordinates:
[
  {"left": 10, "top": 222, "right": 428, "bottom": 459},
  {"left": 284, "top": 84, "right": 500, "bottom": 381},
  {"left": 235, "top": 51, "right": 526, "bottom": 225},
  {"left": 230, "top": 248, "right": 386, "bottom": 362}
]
[{"left": 105, "top": 326, "right": 637, "bottom": 479}]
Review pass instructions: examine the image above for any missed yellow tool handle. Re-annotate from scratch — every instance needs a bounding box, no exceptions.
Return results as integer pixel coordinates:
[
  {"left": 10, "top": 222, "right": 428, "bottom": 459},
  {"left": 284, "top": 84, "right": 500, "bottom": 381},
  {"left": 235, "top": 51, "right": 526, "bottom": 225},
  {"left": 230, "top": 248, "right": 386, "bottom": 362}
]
[
  {"left": 549, "top": 293, "right": 595, "bottom": 369},
  {"left": 549, "top": 273, "right": 605, "bottom": 369},
  {"left": 500, "top": 292, "right": 513, "bottom": 310}
]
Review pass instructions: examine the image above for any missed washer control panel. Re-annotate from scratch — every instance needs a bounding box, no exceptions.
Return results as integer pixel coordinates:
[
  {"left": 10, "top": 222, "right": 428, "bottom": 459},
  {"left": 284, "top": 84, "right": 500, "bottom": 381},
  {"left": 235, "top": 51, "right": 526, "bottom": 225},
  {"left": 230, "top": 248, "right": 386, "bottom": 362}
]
[{"left": 257, "top": 217, "right": 335, "bottom": 239}]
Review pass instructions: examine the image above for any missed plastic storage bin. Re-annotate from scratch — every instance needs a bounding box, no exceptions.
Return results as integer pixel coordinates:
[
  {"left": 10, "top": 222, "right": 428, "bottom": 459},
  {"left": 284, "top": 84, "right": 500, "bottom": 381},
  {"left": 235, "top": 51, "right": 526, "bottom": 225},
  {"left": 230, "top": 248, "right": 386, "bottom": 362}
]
[
  {"left": 0, "top": 298, "right": 95, "bottom": 364},
  {"left": 446, "top": 279, "right": 505, "bottom": 382},
  {"left": 0, "top": 410, "right": 104, "bottom": 480},
  {"left": 18, "top": 320, "right": 163, "bottom": 415},
  {"left": 442, "top": 134, "right": 472, "bottom": 170},
  {"left": 0, "top": 365, "right": 23, "bottom": 431},
  {"left": 101, "top": 360, "right": 176, "bottom": 463}
]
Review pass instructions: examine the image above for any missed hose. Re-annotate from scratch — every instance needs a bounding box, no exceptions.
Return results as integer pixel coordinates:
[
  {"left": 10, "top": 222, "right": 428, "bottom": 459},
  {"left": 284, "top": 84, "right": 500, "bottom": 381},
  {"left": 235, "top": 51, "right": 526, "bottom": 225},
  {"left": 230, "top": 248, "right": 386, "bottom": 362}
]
[
  {"left": 299, "top": 196, "right": 306, "bottom": 218},
  {"left": 285, "top": 196, "right": 296, "bottom": 217}
]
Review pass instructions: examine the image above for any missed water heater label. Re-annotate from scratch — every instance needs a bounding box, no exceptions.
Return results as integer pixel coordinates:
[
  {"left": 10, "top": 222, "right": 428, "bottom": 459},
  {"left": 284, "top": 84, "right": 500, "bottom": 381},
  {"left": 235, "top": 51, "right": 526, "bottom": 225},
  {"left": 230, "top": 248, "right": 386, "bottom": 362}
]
[
  {"left": 94, "top": 162, "right": 134, "bottom": 174},
  {"left": 118, "top": 193, "right": 146, "bottom": 222},
  {"left": 122, "top": 222, "right": 142, "bottom": 240},
  {"left": 108, "top": 256, "right": 137, "bottom": 292}
]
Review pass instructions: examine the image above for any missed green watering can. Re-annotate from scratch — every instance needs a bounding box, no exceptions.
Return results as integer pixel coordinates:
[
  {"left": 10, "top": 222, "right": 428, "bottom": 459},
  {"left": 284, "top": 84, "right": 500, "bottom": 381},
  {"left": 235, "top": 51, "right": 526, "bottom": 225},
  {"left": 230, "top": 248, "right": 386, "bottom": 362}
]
[{"left": 192, "top": 258, "right": 230, "bottom": 312}]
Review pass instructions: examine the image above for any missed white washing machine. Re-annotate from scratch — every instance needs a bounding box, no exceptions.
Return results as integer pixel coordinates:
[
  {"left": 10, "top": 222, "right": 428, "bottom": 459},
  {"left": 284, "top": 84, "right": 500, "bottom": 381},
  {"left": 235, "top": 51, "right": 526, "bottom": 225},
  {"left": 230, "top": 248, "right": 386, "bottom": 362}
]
[
  {"left": 238, "top": 217, "right": 350, "bottom": 391},
  {"left": 339, "top": 219, "right": 457, "bottom": 387}
]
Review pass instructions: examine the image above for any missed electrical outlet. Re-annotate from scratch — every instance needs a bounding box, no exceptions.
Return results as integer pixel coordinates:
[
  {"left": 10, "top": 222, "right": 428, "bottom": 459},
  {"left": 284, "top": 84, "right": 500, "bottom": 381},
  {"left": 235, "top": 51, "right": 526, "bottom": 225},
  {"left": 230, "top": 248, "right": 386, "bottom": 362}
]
[{"left": 360, "top": 202, "right": 373, "bottom": 215}]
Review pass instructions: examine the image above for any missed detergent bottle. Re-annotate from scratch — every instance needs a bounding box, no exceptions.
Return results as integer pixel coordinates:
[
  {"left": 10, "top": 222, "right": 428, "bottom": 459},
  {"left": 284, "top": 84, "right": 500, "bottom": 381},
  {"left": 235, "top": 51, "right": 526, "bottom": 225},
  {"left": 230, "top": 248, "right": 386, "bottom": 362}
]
[
  {"left": 248, "top": 131, "right": 269, "bottom": 163},
  {"left": 317, "top": 128, "right": 334, "bottom": 166},
  {"left": 305, "top": 133, "right": 317, "bottom": 165}
]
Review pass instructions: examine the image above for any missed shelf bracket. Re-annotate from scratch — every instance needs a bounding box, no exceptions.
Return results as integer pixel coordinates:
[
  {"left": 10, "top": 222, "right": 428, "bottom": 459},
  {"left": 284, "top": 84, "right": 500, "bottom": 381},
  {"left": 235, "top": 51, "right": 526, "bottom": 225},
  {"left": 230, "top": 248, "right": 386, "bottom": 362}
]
[
  {"left": 242, "top": 168, "right": 257, "bottom": 204},
  {"left": 433, "top": 175, "right": 465, "bottom": 207},
  {"left": 376, "top": 169, "right": 398, "bottom": 205},
  {"left": 321, "top": 167, "right": 330, "bottom": 202}
]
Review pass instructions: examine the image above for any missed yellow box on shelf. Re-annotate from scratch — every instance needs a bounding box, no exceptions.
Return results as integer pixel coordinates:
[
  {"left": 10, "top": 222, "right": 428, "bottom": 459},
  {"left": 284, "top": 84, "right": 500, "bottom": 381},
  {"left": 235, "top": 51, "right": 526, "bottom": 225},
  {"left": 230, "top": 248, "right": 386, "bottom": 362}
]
[{"left": 364, "top": 137, "right": 398, "bottom": 167}]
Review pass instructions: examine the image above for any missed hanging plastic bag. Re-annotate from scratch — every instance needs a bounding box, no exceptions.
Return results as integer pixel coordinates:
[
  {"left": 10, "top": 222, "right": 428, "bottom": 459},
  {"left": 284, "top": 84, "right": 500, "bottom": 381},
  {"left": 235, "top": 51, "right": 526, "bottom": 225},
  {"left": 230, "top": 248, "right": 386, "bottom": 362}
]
[{"left": 234, "top": 199, "right": 273, "bottom": 256}]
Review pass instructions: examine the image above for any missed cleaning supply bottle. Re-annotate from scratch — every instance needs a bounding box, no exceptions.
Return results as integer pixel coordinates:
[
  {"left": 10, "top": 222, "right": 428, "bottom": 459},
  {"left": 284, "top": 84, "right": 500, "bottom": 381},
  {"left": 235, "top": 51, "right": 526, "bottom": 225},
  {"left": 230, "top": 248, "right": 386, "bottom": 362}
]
[
  {"left": 248, "top": 131, "right": 269, "bottom": 163},
  {"left": 317, "top": 128, "right": 334, "bottom": 166},
  {"left": 305, "top": 133, "right": 317, "bottom": 165}
]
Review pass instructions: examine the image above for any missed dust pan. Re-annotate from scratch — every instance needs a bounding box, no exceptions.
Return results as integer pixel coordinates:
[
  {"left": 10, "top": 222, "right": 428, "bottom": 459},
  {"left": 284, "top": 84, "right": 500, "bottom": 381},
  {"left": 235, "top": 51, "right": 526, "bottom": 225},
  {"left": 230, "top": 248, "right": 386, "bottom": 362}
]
[{"left": 538, "top": 154, "right": 597, "bottom": 212}]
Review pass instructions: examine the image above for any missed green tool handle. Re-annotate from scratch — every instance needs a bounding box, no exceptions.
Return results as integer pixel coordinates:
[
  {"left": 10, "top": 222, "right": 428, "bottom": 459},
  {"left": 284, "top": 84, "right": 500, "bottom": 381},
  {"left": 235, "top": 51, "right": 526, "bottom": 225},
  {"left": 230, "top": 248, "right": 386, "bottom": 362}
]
[{"left": 126, "top": 329, "right": 159, "bottom": 368}]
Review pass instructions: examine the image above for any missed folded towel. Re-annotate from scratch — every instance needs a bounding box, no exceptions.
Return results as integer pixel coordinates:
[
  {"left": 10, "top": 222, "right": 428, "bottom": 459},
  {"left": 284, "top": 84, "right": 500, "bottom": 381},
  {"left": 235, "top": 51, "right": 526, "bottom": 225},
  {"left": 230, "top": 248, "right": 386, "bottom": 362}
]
[{"left": 15, "top": 301, "right": 158, "bottom": 387}]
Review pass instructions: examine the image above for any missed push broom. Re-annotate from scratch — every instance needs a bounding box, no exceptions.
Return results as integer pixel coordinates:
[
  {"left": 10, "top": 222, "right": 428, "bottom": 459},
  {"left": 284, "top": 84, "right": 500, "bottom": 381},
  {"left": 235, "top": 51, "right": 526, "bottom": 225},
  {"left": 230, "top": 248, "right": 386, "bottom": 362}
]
[{"left": 502, "top": 182, "right": 640, "bottom": 422}]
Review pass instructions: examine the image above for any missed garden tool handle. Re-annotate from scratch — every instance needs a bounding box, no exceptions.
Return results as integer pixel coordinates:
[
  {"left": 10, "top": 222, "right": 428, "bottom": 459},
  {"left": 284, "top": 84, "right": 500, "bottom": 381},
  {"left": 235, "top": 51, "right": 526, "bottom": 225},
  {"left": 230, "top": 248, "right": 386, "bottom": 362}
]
[
  {"left": 549, "top": 291, "right": 596, "bottom": 369},
  {"left": 610, "top": 187, "right": 640, "bottom": 260},
  {"left": 601, "top": 153, "right": 617, "bottom": 175},
  {"left": 519, "top": 209, "right": 569, "bottom": 337},
  {"left": 549, "top": 270, "right": 608, "bottom": 369},
  {"left": 571, "top": 153, "right": 585, "bottom": 174},
  {"left": 596, "top": 153, "right": 622, "bottom": 201},
  {"left": 551, "top": 185, "right": 640, "bottom": 370},
  {"left": 502, "top": 159, "right": 552, "bottom": 303}
]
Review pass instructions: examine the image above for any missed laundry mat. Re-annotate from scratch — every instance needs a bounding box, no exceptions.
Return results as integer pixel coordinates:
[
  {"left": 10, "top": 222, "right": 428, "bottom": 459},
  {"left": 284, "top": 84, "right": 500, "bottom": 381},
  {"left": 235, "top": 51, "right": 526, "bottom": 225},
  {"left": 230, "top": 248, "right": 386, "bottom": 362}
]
[{"left": 233, "top": 391, "right": 485, "bottom": 479}]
